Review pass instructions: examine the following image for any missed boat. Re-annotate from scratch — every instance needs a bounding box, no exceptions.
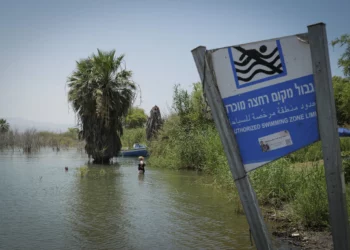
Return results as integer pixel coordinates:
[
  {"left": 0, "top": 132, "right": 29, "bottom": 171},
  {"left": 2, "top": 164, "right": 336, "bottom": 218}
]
[
  {"left": 118, "top": 143, "right": 148, "bottom": 157},
  {"left": 338, "top": 127, "right": 350, "bottom": 137}
]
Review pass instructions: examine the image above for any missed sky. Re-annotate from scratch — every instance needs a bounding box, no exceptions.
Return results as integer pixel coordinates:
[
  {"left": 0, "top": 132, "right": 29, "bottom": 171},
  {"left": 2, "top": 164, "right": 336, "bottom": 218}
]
[{"left": 0, "top": 0, "right": 349, "bottom": 125}]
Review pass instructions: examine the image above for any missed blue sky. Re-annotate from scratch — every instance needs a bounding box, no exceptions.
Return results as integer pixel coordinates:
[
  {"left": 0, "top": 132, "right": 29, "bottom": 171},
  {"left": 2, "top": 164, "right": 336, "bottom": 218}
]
[{"left": 0, "top": 0, "right": 349, "bottom": 125}]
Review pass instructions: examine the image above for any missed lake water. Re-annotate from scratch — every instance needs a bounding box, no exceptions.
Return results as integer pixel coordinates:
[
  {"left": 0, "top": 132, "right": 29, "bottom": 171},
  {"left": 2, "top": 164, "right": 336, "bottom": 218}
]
[{"left": 0, "top": 148, "right": 297, "bottom": 249}]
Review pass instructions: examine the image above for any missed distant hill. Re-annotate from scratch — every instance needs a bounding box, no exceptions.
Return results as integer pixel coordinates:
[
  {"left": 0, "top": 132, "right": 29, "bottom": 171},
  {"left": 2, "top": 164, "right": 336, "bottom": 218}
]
[{"left": 5, "top": 117, "right": 75, "bottom": 133}]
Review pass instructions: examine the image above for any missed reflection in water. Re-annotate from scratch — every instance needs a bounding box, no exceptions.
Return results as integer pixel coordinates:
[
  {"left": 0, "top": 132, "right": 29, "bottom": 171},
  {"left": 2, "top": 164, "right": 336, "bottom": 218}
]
[
  {"left": 68, "top": 164, "right": 128, "bottom": 249},
  {"left": 162, "top": 173, "right": 251, "bottom": 249},
  {"left": 138, "top": 173, "right": 145, "bottom": 182},
  {"left": 0, "top": 149, "right": 297, "bottom": 250}
]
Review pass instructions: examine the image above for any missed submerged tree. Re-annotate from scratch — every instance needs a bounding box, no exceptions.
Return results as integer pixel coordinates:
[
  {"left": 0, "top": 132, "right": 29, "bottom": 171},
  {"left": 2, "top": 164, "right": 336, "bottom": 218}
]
[
  {"left": 146, "top": 105, "right": 163, "bottom": 141},
  {"left": 67, "top": 49, "right": 136, "bottom": 164},
  {"left": 21, "top": 128, "right": 40, "bottom": 153}
]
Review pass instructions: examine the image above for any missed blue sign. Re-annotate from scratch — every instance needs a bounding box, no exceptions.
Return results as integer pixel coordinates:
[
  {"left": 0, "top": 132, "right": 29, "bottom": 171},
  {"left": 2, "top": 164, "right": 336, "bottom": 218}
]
[
  {"left": 223, "top": 74, "right": 318, "bottom": 170},
  {"left": 210, "top": 35, "right": 319, "bottom": 171}
]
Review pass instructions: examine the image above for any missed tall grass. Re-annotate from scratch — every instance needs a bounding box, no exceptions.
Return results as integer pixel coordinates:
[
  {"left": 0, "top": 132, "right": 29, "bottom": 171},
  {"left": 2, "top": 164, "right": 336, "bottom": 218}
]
[
  {"left": 248, "top": 159, "right": 331, "bottom": 228},
  {"left": 148, "top": 115, "right": 225, "bottom": 172},
  {"left": 249, "top": 159, "right": 301, "bottom": 208},
  {"left": 76, "top": 165, "right": 118, "bottom": 179},
  {"left": 285, "top": 138, "right": 350, "bottom": 163},
  {"left": 291, "top": 164, "right": 329, "bottom": 228}
]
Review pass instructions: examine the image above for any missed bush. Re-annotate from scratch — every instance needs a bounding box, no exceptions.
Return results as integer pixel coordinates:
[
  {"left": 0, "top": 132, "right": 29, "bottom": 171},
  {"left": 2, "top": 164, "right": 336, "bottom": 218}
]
[
  {"left": 285, "top": 138, "right": 350, "bottom": 163},
  {"left": 291, "top": 164, "right": 329, "bottom": 228},
  {"left": 148, "top": 115, "right": 207, "bottom": 170},
  {"left": 341, "top": 138, "right": 350, "bottom": 152},
  {"left": 249, "top": 159, "right": 300, "bottom": 207},
  {"left": 286, "top": 141, "right": 323, "bottom": 163},
  {"left": 342, "top": 151, "right": 350, "bottom": 183}
]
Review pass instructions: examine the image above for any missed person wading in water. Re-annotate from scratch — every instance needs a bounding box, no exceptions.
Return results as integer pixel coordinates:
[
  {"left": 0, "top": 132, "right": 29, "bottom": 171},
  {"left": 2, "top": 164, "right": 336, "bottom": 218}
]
[{"left": 138, "top": 156, "right": 146, "bottom": 174}]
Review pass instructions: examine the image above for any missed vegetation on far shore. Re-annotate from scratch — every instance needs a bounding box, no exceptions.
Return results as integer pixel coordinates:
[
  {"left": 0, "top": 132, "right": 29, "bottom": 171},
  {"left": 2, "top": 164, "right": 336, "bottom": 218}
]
[{"left": 0, "top": 125, "right": 84, "bottom": 153}]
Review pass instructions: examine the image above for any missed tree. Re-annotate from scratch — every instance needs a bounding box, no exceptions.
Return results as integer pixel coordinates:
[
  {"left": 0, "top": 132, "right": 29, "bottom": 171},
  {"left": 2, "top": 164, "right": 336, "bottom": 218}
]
[
  {"left": 146, "top": 105, "right": 163, "bottom": 141},
  {"left": 124, "top": 107, "right": 147, "bottom": 128},
  {"left": 333, "top": 76, "right": 350, "bottom": 125},
  {"left": 67, "top": 49, "right": 136, "bottom": 164},
  {"left": 189, "top": 82, "right": 212, "bottom": 124},
  {"left": 332, "top": 34, "right": 350, "bottom": 78},
  {"left": 172, "top": 83, "right": 212, "bottom": 127},
  {"left": 0, "top": 119, "right": 9, "bottom": 133},
  {"left": 331, "top": 34, "right": 350, "bottom": 125}
]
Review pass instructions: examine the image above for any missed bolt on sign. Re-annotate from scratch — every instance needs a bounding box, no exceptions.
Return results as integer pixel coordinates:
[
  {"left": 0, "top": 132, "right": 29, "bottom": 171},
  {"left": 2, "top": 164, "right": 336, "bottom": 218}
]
[{"left": 209, "top": 35, "right": 319, "bottom": 172}]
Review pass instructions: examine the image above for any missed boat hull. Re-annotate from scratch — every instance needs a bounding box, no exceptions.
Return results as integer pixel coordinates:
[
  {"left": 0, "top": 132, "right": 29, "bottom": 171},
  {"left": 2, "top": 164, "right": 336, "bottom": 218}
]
[
  {"left": 119, "top": 148, "right": 148, "bottom": 157},
  {"left": 339, "top": 127, "right": 350, "bottom": 137}
]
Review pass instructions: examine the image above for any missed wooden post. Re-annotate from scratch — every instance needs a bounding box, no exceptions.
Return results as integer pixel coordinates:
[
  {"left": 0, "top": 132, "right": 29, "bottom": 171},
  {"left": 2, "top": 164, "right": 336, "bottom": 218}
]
[
  {"left": 192, "top": 46, "right": 274, "bottom": 250},
  {"left": 308, "top": 22, "right": 350, "bottom": 249}
]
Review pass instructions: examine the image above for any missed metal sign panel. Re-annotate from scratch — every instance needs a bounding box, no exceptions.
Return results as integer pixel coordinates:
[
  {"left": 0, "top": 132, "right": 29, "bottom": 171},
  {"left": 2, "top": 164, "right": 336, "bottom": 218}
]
[{"left": 209, "top": 34, "right": 320, "bottom": 171}]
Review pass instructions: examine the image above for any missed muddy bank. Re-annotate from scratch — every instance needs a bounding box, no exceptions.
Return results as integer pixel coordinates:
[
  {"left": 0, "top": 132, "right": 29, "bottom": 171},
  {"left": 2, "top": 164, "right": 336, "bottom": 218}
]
[
  {"left": 264, "top": 209, "right": 333, "bottom": 250},
  {"left": 273, "top": 229, "right": 332, "bottom": 250}
]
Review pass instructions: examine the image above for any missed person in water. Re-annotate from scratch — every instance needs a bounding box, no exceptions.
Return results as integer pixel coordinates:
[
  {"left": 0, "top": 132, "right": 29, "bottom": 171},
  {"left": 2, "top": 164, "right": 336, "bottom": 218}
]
[{"left": 138, "top": 156, "right": 146, "bottom": 174}]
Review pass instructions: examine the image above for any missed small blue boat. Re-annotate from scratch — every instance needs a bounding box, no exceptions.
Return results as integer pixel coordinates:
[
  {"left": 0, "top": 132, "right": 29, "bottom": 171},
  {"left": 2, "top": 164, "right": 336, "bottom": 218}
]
[
  {"left": 119, "top": 143, "right": 148, "bottom": 157},
  {"left": 339, "top": 127, "right": 350, "bottom": 137}
]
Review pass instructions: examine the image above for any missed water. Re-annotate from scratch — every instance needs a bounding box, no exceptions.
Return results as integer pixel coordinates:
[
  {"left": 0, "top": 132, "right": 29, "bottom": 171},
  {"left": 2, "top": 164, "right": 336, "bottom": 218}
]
[{"left": 0, "top": 149, "right": 296, "bottom": 250}]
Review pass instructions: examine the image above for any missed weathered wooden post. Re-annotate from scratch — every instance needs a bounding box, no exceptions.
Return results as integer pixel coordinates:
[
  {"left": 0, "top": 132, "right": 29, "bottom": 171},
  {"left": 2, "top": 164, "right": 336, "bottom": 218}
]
[{"left": 308, "top": 22, "right": 350, "bottom": 250}]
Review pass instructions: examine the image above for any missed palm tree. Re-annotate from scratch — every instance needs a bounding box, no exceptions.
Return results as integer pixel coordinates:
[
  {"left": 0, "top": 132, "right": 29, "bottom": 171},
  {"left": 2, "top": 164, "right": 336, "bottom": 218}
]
[
  {"left": 67, "top": 49, "right": 136, "bottom": 164},
  {"left": 0, "top": 119, "right": 9, "bottom": 133}
]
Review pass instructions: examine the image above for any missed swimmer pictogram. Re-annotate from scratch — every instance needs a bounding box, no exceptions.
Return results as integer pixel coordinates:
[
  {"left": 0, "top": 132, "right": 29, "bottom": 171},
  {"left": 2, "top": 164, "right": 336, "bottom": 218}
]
[{"left": 228, "top": 40, "right": 287, "bottom": 88}]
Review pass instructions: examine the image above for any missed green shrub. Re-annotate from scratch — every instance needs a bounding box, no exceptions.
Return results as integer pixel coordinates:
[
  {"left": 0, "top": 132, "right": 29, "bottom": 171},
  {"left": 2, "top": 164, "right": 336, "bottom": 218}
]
[
  {"left": 249, "top": 159, "right": 300, "bottom": 207},
  {"left": 291, "top": 164, "right": 329, "bottom": 228},
  {"left": 286, "top": 138, "right": 350, "bottom": 163},
  {"left": 341, "top": 138, "right": 350, "bottom": 152},
  {"left": 342, "top": 152, "right": 350, "bottom": 183},
  {"left": 148, "top": 115, "right": 209, "bottom": 170},
  {"left": 286, "top": 141, "right": 323, "bottom": 163}
]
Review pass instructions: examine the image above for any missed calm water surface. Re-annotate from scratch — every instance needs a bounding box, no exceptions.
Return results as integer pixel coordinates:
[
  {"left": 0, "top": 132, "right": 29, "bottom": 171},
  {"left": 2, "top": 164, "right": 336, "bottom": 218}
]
[{"left": 0, "top": 149, "right": 296, "bottom": 250}]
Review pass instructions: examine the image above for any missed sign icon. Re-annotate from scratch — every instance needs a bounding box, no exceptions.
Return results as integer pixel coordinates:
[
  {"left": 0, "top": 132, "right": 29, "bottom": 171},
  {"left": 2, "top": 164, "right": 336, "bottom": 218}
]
[{"left": 228, "top": 40, "right": 287, "bottom": 89}]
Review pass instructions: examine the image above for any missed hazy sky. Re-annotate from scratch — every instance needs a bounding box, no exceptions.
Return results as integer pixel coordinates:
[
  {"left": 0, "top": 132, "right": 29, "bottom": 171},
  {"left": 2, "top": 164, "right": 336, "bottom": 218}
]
[{"left": 0, "top": 0, "right": 349, "bottom": 125}]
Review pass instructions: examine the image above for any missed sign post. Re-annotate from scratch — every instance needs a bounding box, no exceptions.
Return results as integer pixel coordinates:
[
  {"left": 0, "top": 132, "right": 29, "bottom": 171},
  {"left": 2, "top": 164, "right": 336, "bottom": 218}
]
[
  {"left": 192, "top": 22, "right": 349, "bottom": 249},
  {"left": 308, "top": 22, "right": 350, "bottom": 250}
]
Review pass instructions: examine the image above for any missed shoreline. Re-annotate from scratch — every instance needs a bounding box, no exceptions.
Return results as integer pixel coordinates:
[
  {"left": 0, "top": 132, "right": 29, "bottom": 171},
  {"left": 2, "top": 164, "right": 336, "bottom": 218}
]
[{"left": 263, "top": 206, "right": 333, "bottom": 250}]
